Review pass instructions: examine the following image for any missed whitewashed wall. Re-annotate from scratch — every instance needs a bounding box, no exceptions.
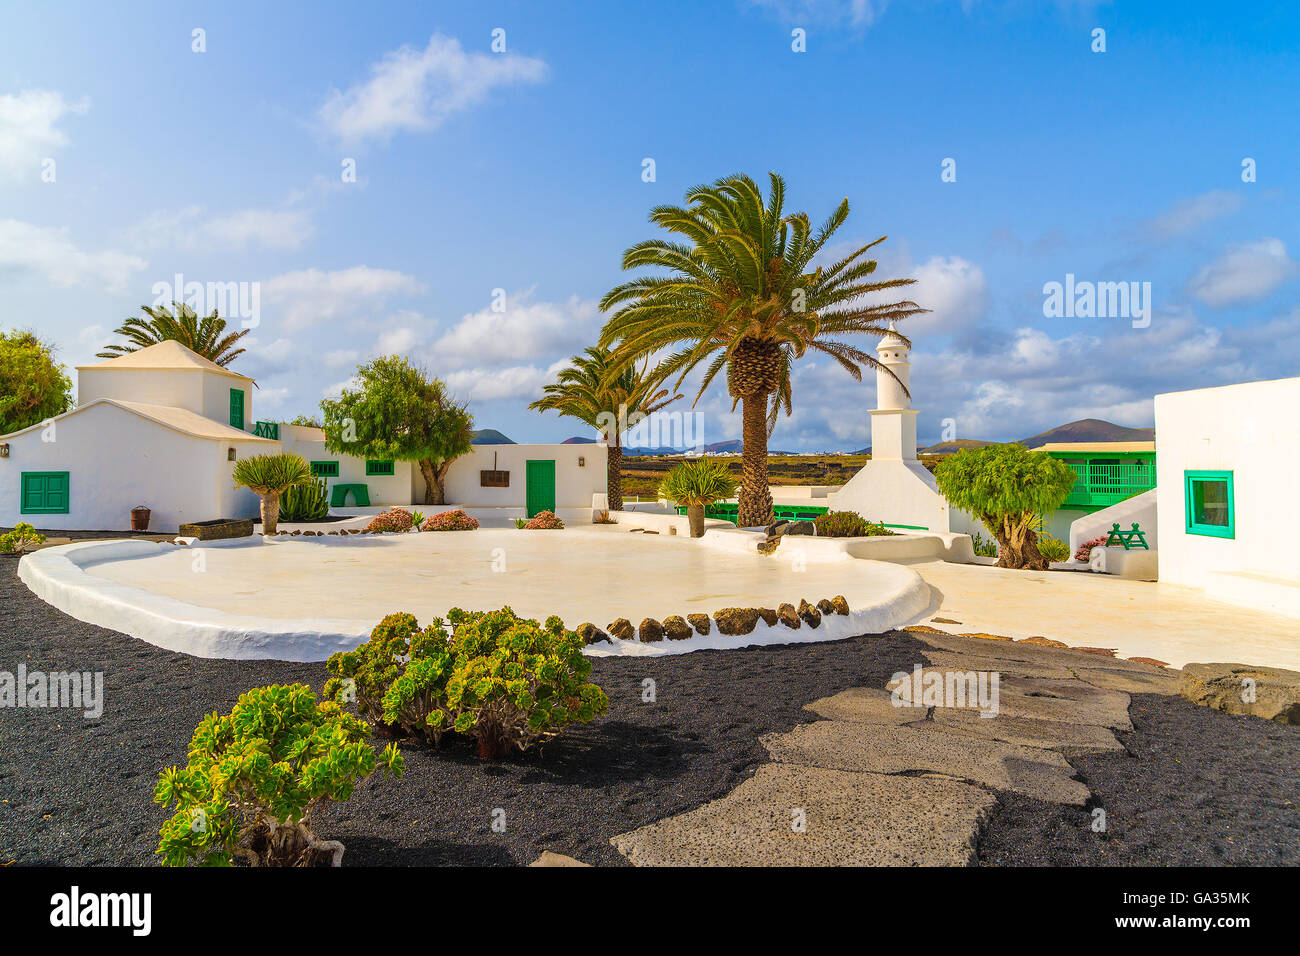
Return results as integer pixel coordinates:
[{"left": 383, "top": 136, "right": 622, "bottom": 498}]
[
  {"left": 1155, "top": 378, "right": 1299, "bottom": 601},
  {"left": 278, "top": 427, "right": 415, "bottom": 507},
  {"left": 436, "top": 443, "right": 608, "bottom": 509}
]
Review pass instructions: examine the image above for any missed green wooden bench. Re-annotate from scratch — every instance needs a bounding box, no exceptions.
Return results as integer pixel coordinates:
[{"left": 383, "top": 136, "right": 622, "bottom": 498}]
[
  {"left": 1104, "top": 522, "right": 1149, "bottom": 551},
  {"left": 329, "top": 483, "right": 370, "bottom": 507}
]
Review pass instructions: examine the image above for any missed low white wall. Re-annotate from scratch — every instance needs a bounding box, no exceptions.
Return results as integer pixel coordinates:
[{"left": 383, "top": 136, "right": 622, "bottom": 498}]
[
  {"left": 1069, "top": 488, "right": 1158, "bottom": 554},
  {"left": 827, "top": 459, "right": 950, "bottom": 531},
  {"left": 278, "top": 431, "right": 415, "bottom": 507},
  {"left": 437, "top": 443, "right": 608, "bottom": 508}
]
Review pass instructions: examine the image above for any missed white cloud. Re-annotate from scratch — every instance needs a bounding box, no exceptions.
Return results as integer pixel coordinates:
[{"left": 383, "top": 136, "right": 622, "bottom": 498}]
[
  {"left": 1142, "top": 190, "right": 1244, "bottom": 240},
  {"left": 261, "top": 266, "right": 424, "bottom": 331},
  {"left": 905, "top": 255, "right": 989, "bottom": 336},
  {"left": 319, "top": 33, "right": 548, "bottom": 144},
  {"left": 1189, "top": 238, "right": 1298, "bottom": 308},
  {"left": 444, "top": 362, "right": 567, "bottom": 402},
  {"left": 432, "top": 290, "right": 601, "bottom": 369},
  {"left": 0, "top": 219, "right": 146, "bottom": 291},
  {"left": 376, "top": 325, "right": 419, "bottom": 354},
  {"left": 748, "top": 0, "right": 889, "bottom": 27},
  {"left": 205, "top": 208, "right": 314, "bottom": 249},
  {"left": 322, "top": 348, "right": 360, "bottom": 368},
  {"left": 0, "top": 89, "right": 88, "bottom": 182}
]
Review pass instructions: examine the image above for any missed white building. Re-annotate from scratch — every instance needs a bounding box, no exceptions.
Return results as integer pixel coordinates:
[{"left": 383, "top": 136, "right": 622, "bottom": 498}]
[
  {"left": 1152, "top": 377, "right": 1299, "bottom": 616},
  {"left": 0, "top": 341, "right": 605, "bottom": 531}
]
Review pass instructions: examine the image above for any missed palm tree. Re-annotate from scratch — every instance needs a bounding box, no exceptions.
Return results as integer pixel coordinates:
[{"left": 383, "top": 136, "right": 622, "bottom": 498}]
[
  {"left": 599, "top": 172, "right": 927, "bottom": 526},
  {"left": 97, "top": 302, "right": 249, "bottom": 367},
  {"left": 528, "top": 346, "right": 681, "bottom": 511},
  {"left": 232, "top": 453, "right": 313, "bottom": 535}
]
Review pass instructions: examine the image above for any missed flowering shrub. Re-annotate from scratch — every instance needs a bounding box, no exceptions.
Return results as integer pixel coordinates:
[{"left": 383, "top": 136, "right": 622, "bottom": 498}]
[
  {"left": 1074, "top": 535, "right": 1108, "bottom": 562},
  {"left": 365, "top": 508, "right": 414, "bottom": 533},
  {"left": 524, "top": 510, "right": 564, "bottom": 530},
  {"left": 813, "top": 511, "right": 894, "bottom": 538},
  {"left": 326, "top": 607, "right": 607, "bottom": 759},
  {"left": 153, "top": 683, "right": 403, "bottom": 867},
  {"left": 421, "top": 509, "right": 479, "bottom": 532},
  {"left": 0, "top": 522, "right": 45, "bottom": 554}
]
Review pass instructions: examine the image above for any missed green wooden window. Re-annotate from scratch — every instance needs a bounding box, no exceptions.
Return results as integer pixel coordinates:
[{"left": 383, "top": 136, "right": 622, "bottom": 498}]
[
  {"left": 365, "top": 459, "right": 394, "bottom": 476},
  {"left": 229, "top": 388, "right": 245, "bottom": 429},
  {"left": 311, "top": 460, "right": 339, "bottom": 478},
  {"left": 20, "top": 471, "right": 69, "bottom": 514},
  {"left": 1185, "top": 470, "right": 1234, "bottom": 539}
]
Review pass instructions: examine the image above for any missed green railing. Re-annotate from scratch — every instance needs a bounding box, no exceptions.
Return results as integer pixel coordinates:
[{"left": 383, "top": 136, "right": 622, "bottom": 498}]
[
  {"left": 671, "top": 503, "right": 926, "bottom": 530},
  {"left": 1055, "top": 454, "right": 1155, "bottom": 510},
  {"left": 252, "top": 420, "right": 280, "bottom": 439}
]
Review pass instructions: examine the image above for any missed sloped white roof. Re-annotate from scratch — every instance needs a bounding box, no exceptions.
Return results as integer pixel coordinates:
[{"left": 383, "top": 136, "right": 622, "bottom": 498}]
[
  {"left": 77, "top": 340, "right": 252, "bottom": 381},
  {"left": 0, "top": 398, "right": 277, "bottom": 444}
]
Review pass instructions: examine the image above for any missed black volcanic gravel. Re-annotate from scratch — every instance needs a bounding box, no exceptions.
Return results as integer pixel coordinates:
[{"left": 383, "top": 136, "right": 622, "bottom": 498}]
[{"left": 2, "top": 545, "right": 1298, "bottom": 867}]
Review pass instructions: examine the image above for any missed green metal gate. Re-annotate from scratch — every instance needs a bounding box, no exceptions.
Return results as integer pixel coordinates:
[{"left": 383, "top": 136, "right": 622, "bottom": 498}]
[{"left": 525, "top": 459, "right": 556, "bottom": 517}]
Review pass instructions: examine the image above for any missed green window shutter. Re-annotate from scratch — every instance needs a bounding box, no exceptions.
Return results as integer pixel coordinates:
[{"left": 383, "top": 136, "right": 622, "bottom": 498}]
[
  {"left": 1184, "top": 470, "right": 1235, "bottom": 538},
  {"left": 365, "top": 460, "right": 394, "bottom": 476},
  {"left": 229, "top": 388, "right": 245, "bottom": 429},
  {"left": 311, "top": 460, "right": 340, "bottom": 477},
  {"left": 20, "top": 471, "right": 70, "bottom": 514}
]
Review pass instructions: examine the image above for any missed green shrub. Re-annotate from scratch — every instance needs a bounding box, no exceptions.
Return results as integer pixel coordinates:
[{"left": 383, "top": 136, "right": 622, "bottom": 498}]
[
  {"left": 326, "top": 607, "right": 608, "bottom": 759},
  {"left": 0, "top": 522, "right": 45, "bottom": 554},
  {"left": 813, "top": 511, "right": 894, "bottom": 538},
  {"left": 280, "top": 477, "right": 328, "bottom": 522},
  {"left": 658, "top": 459, "right": 737, "bottom": 506},
  {"left": 153, "top": 683, "right": 403, "bottom": 867},
  {"left": 514, "top": 517, "right": 528, "bottom": 529},
  {"left": 1036, "top": 534, "right": 1071, "bottom": 563}
]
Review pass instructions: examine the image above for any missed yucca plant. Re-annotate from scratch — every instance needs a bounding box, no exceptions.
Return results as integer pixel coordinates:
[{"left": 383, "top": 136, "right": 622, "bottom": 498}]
[
  {"left": 599, "top": 172, "right": 927, "bottom": 526},
  {"left": 658, "top": 459, "right": 738, "bottom": 537},
  {"left": 98, "top": 302, "right": 249, "bottom": 367},
  {"left": 232, "top": 453, "right": 313, "bottom": 535},
  {"left": 528, "top": 346, "right": 681, "bottom": 511}
]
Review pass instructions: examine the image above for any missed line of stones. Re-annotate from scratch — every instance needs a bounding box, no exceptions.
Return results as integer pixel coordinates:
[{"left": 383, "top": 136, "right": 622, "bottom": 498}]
[{"left": 577, "top": 595, "right": 852, "bottom": 645}]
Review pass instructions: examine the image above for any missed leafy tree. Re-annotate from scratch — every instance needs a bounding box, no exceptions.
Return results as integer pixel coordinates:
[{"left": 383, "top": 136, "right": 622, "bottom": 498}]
[
  {"left": 97, "top": 302, "right": 249, "bottom": 367},
  {"left": 232, "top": 452, "right": 314, "bottom": 535},
  {"left": 287, "top": 413, "right": 322, "bottom": 428},
  {"left": 933, "top": 444, "right": 1078, "bottom": 570},
  {"left": 0, "top": 330, "right": 72, "bottom": 434},
  {"left": 658, "top": 459, "right": 737, "bottom": 537},
  {"left": 599, "top": 172, "right": 926, "bottom": 526},
  {"left": 320, "top": 356, "right": 473, "bottom": 505},
  {"left": 528, "top": 346, "right": 681, "bottom": 511}
]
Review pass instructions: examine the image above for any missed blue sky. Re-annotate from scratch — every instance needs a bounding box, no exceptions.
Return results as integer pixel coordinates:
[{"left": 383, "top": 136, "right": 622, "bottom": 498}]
[{"left": 3, "top": 0, "right": 1298, "bottom": 450}]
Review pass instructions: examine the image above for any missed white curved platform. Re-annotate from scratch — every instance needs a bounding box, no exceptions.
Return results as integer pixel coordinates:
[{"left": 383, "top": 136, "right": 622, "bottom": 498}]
[{"left": 17, "top": 528, "right": 933, "bottom": 661}]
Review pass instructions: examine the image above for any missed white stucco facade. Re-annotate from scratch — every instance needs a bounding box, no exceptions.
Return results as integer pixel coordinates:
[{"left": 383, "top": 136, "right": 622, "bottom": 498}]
[
  {"left": 1, "top": 341, "right": 608, "bottom": 532},
  {"left": 1154, "top": 377, "right": 1299, "bottom": 617}
]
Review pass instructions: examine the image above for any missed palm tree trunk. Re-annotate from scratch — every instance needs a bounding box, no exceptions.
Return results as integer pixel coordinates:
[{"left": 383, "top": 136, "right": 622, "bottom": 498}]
[
  {"left": 737, "top": 392, "right": 773, "bottom": 527},
  {"left": 607, "top": 441, "right": 624, "bottom": 511},
  {"left": 687, "top": 503, "right": 705, "bottom": 538},
  {"left": 260, "top": 494, "right": 280, "bottom": 536}
]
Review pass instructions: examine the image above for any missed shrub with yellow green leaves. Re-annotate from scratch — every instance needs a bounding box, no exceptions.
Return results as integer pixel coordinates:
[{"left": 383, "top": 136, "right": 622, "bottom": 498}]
[
  {"left": 153, "top": 683, "right": 403, "bottom": 867},
  {"left": 326, "top": 607, "right": 608, "bottom": 759}
]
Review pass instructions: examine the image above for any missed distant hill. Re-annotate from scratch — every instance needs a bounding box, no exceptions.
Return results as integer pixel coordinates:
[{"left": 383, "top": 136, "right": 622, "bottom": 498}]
[
  {"left": 562, "top": 436, "right": 595, "bottom": 445},
  {"left": 1019, "top": 418, "right": 1154, "bottom": 449},
  {"left": 919, "top": 438, "right": 994, "bottom": 455},
  {"left": 471, "top": 429, "right": 515, "bottom": 445},
  {"left": 570, "top": 436, "right": 747, "bottom": 455}
]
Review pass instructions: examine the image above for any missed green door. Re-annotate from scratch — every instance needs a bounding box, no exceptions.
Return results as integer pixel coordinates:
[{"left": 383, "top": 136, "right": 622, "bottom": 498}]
[
  {"left": 21, "top": 471, "right": 69, "bottom": 514},
  {"left": 525, "top": 459, "right": 556, "bottom": 517},
  {"left": 229, "top": 388, "right": 245, "bottom": 429}
]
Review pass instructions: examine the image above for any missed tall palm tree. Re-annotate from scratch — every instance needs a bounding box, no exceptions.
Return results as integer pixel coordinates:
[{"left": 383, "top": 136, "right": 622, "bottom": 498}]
[
  {"left": 598, "top": 172, "right": 927, "bottom": 526},
  {"left": 97, "top": 302, "right": 249, "bottom": 367},
  {"left": 529, "top": 346, "right": 681, "bottom": 511}
]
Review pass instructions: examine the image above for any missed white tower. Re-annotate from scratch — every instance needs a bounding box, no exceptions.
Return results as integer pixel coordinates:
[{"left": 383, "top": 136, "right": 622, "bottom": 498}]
[{"left": 868, "top": 325, "right": 919, "bottom": 462}]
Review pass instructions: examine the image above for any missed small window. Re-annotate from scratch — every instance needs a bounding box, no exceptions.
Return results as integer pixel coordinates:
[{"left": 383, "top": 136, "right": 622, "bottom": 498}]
[
  {"left": 311, "top": 460, "right": 340, "bottom": 478},
  {"left": 365, "top": 459, "right": 394, "bottom": 476},
  {"left": 1185, "top": 470, "right": 1234, "bottom": 539},
  {"left": 21, "top": 471, "right": 69, "bottom": 514}
]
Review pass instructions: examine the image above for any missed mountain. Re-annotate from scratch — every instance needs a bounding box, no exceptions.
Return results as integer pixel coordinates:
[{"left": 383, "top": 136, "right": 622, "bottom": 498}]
[
  {"left": 562, "top": 436, "right": 596, "bottom": 444},
  {"left": 1018, "top": 419, "right": 1155, "bottom": 448},
  {"left": 580, "top": 437, "right": 747, "bottom": 456},
  {"left": 471, "top": 429, "right": 515, "bottom": 445},
  {"left": 919, "top": 438, "right": 994, "bottom": 455}
]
